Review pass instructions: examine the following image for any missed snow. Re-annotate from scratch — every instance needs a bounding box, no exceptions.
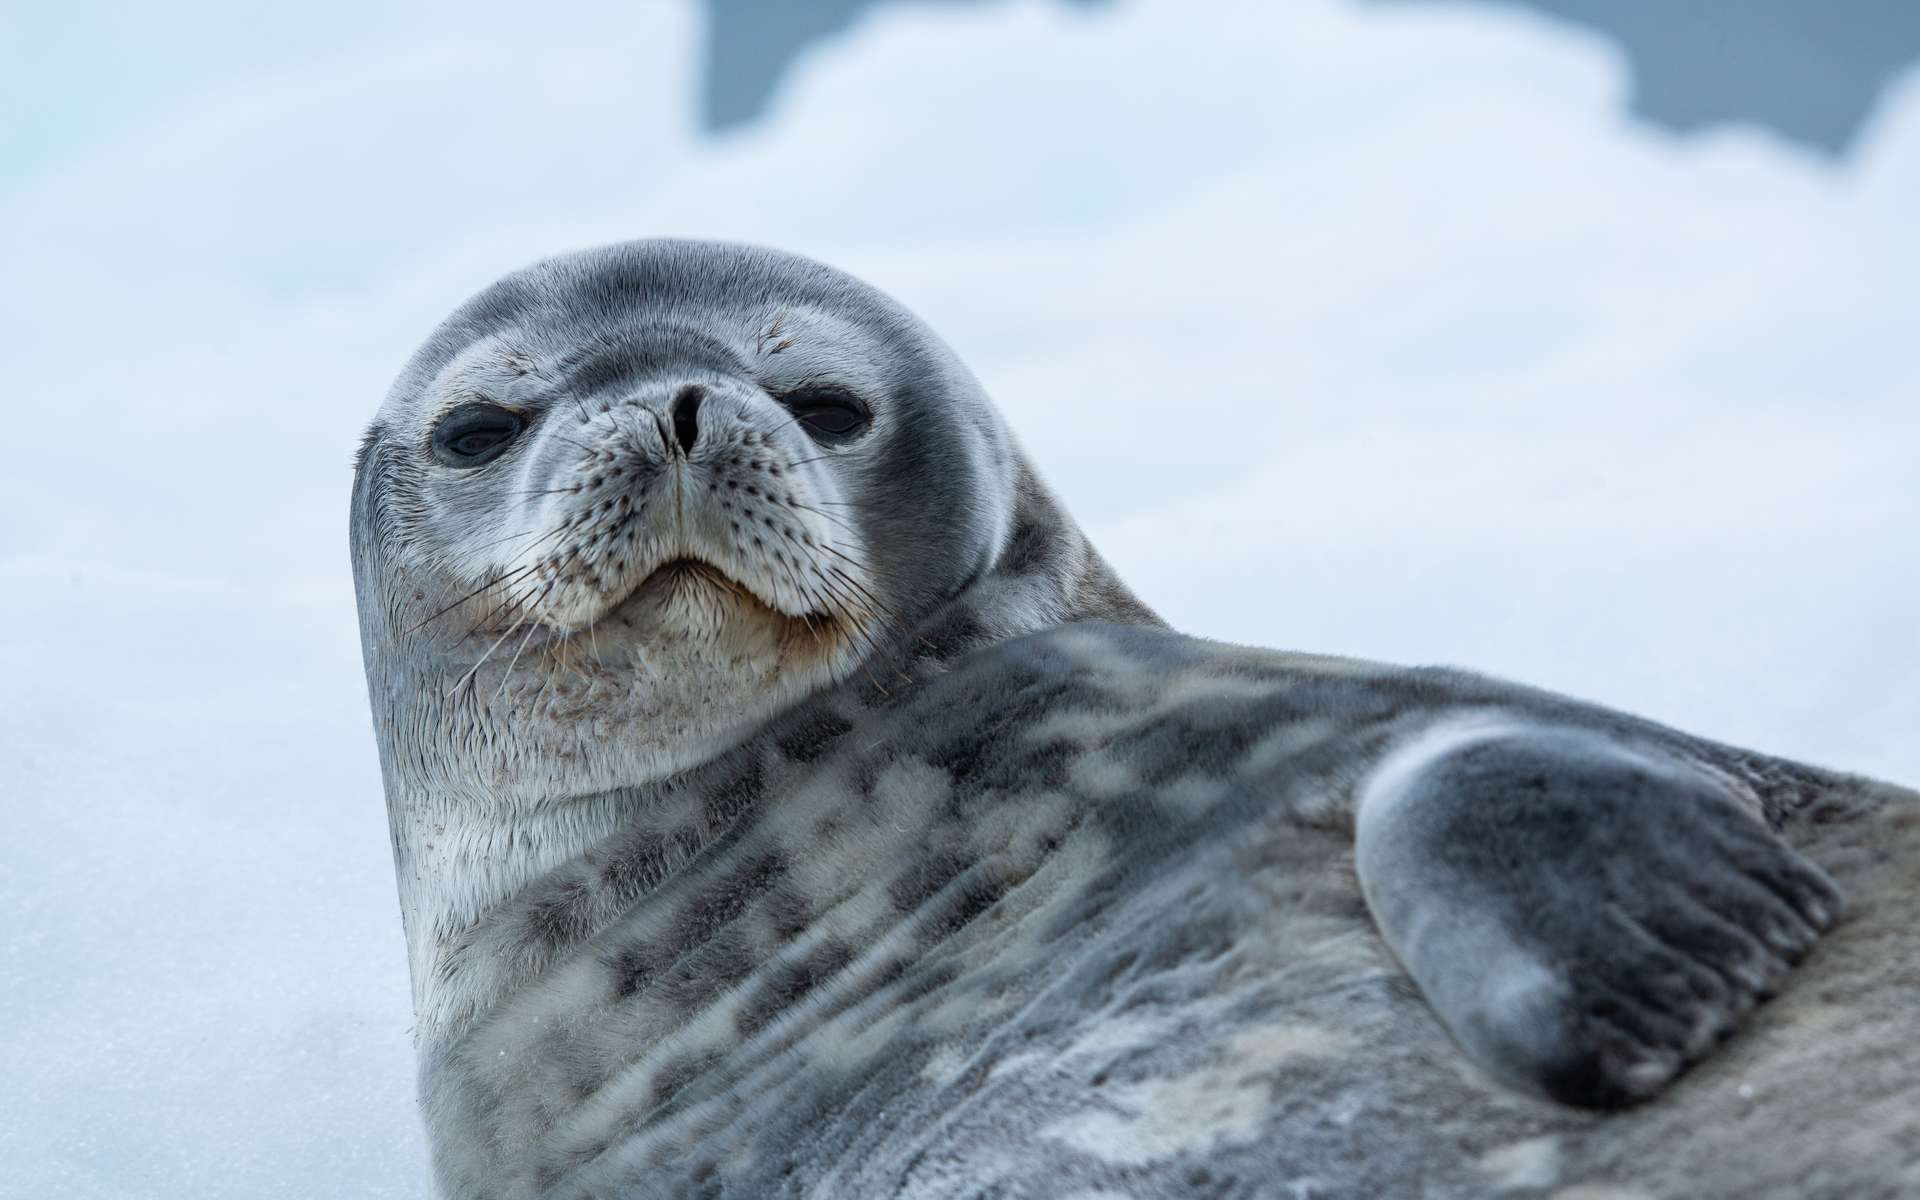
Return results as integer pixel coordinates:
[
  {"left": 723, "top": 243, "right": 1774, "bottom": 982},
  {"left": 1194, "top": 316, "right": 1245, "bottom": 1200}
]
[{"left": 2, "top": 1, "right": 1914, "bottom": 1195}]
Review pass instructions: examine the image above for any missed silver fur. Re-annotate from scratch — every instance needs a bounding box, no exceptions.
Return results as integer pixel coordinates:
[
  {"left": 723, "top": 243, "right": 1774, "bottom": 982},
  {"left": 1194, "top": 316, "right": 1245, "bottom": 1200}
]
[{"left": 352, "top": 240, "right": 1919, "bottom": 1199}]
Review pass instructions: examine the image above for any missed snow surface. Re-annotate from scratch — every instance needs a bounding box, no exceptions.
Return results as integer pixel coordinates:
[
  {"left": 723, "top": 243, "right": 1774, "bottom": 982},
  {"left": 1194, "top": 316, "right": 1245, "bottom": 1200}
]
[{"left": 1, "top": 1, "right": 1914, "bottom": 1195}]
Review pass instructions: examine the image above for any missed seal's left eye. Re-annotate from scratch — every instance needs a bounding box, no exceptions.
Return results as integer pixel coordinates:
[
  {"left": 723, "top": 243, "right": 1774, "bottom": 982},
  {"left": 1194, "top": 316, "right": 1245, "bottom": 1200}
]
[
  {"left": 432, "top": 404, "right": 526, "bottom": 468},
  {"left": 778, "top": 385, "right": 871, "bottom": 445}
]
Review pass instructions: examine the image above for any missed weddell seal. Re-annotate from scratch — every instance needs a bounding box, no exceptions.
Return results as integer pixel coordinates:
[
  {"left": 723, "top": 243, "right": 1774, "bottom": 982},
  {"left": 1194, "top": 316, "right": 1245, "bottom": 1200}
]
[{"left": 351, "top": 240, "right": 1920, "bottom": 1199}]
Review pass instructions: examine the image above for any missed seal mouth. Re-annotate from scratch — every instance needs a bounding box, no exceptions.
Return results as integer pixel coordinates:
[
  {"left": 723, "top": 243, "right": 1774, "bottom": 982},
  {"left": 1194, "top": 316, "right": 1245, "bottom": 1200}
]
[
  {"left": 457, "top": 551, "right": 844, "bottom": 653},
  {"left": 628, "top": 556, "right": 747, "bottom": 604},
  {"left": 644, "top": 556, "right": 728, "bottom": 588},
  {"left": 606, "top": 554, "right": 835, "bottom": 633}
]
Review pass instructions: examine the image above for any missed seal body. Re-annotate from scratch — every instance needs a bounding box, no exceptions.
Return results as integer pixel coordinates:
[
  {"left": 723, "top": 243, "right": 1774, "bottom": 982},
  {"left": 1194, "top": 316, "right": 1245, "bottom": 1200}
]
[{"left": 352, "top": 241, "right": 1915, "bottom": 1199}]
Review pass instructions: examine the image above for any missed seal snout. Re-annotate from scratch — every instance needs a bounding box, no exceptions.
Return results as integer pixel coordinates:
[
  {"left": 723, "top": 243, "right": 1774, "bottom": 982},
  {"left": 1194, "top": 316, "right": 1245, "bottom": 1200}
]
[{"left": 507, "top": 374, "right": 876, "bottom": 640}]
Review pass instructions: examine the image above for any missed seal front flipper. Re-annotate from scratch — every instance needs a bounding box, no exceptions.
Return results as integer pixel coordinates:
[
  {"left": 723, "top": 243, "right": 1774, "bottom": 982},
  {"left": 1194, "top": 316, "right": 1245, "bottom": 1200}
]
[{"left": 1353, "top": 716, "right": 1844, "bottom": 1109}]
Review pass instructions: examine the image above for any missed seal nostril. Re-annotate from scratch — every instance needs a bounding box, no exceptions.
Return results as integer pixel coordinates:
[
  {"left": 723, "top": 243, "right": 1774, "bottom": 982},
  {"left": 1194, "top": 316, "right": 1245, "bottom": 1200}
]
[{"left": 670, "top": 385, "right": 704, "bottom": 455}]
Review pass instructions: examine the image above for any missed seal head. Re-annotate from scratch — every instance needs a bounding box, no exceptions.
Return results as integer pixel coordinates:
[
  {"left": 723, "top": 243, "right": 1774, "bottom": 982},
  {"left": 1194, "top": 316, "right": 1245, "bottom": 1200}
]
[{"left": 350, "top": 239, "right": 1153, "bottom": 1028}]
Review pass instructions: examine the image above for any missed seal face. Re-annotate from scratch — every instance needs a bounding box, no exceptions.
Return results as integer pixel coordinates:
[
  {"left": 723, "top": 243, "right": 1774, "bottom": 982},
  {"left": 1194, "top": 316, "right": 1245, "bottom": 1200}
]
[
  {"left": 352, "top": 240, "right": 1151, "bottom": 1034},
  {"left": 364, "top": 248, "right": 1006, "bottom": 779},
  {"left": 352, "top": 240, "right": 1884, "bottom": 1200}
]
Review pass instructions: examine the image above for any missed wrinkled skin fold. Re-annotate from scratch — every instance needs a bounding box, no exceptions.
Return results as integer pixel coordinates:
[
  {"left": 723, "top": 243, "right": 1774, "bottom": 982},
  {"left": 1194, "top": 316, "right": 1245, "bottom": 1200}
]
[{"left": 352, "top": 241, "right": 1919, "bottom": 1199}]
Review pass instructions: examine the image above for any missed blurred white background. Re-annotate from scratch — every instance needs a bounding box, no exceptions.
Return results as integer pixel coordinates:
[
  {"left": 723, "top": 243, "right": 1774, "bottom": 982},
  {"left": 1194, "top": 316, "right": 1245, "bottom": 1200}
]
[{"left": 2, "top": 1, "right": 1914, "bottom": 1195}]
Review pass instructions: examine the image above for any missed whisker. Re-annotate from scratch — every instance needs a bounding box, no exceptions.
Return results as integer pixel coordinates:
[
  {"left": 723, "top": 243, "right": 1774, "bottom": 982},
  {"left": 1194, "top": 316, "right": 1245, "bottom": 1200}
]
[
  {"left": 585, "top": 613, "right": 606, "bottom": 671},
  {"left": 494, "top": 609, "right": 547, "bottom": 703},
  {"left": 467, "top": 526, "right": 539, "bottom": 551},
  {"left": 408, "top": 561, "right": 542, "bottom": 635},
  {"left": 782, "top": 452, "right": 841, "bottom": 470},
  {"left": 769, "top": 526, "right": 913, "bottom": 685},
  {"left": 788, "top": 500, "right": 860, "bottom": 539},
  {"left": 545, "top": 429, "right": 603, "bottom": 458},
  {"left": 445, "top": 577, "right": 557, "bottom": 699}
]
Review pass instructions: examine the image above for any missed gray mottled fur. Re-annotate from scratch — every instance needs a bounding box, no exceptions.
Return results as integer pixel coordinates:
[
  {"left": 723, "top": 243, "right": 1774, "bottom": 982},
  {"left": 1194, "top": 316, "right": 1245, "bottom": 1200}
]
[{"left": 352, "top": 240, "right": 1919, "bottom": 1199}]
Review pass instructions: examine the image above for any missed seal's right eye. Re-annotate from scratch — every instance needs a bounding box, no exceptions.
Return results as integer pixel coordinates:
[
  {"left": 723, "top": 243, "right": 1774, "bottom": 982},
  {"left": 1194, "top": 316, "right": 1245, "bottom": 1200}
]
[{"left": 432, "top": 404, "right": 526, "bottom": 468}]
